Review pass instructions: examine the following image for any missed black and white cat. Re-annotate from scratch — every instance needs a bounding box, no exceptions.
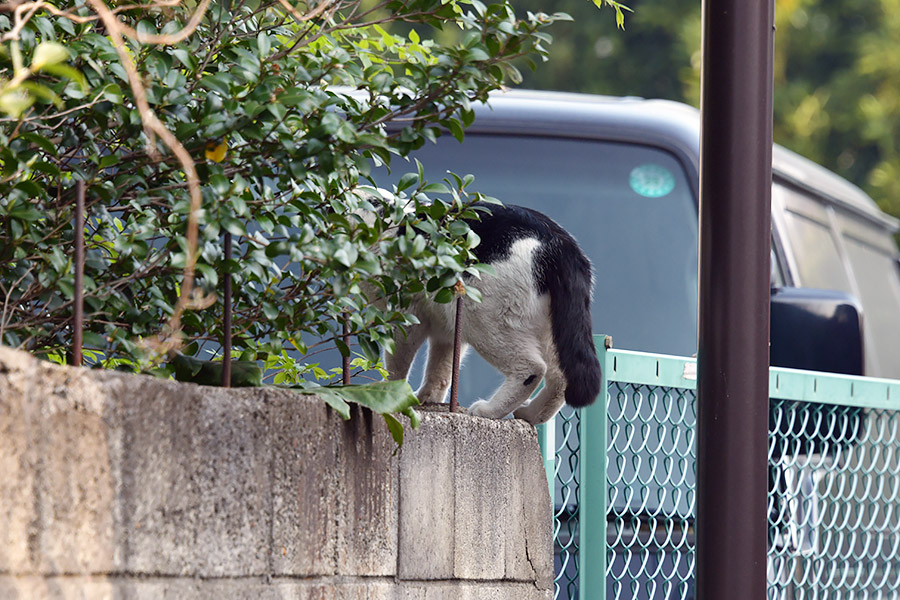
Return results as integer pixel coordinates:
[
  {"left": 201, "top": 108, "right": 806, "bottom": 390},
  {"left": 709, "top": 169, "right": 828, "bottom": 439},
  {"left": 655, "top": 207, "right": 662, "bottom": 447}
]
[{"left": 386, "top": 203, "right": 602, "bottom": 424}]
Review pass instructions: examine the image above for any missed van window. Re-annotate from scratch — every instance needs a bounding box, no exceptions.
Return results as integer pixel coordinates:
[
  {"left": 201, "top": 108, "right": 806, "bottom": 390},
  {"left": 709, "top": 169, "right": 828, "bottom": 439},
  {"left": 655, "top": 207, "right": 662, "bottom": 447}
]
[
  {"left": 379, "top": 134, "right": 699, "bottom": 400},
  {"left": 778, "top": 186, "right": 854, "bottom": 293},
  {"left": 835, "top": 213, "right": 900, "bottom": 379}
]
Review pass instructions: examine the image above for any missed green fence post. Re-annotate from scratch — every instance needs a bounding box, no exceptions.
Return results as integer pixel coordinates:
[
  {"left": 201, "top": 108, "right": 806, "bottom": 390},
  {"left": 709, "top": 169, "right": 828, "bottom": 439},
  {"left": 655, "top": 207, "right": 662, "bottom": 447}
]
[{"left": 579, "top": 335, "right": 611, "bottom": 600}]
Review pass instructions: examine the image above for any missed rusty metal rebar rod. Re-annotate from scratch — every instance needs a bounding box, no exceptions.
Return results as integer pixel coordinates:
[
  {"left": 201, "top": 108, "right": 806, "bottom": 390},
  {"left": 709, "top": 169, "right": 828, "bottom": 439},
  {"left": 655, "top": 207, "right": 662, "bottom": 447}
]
[
  {"left": 73, "top": 181, "right": 85, "bottom": 367},
  {"left": 342, "top": 313, "right": 351, "bottom": 385},
  {"left": 222, "top": 231, "right": 232, "bottom": 388},
  {"left": 448, "top": 294, "right": 464, "bottom": 413}
]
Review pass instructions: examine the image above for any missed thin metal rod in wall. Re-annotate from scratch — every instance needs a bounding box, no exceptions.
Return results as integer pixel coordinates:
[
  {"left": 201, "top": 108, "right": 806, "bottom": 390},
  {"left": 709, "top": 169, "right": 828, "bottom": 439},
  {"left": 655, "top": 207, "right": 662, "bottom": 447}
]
[
  {"left": 342, "top": 314, "right": 351, "bottom": 385},
  {"left": 222, "top": 231, "right": 233, "bottom": 388},
  {"left": 449, "top": 294, "right": 463, "bottom": 413},
  {"left": 697, "top": 0, "right": 774, "bottom": 596},
  {"left": 73, "top": 181, "right": 85, "bottom": 367}
]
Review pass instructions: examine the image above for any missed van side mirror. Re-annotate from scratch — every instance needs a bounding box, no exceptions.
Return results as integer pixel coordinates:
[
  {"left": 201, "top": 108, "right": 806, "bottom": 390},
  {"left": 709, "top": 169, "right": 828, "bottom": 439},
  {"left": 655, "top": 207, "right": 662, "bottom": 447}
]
[
  {"left": 769, "top": 287, "right": 865, "bottom": 461},
  {"left": 769, "top": 287, "right": 864, "bottom": 376}
]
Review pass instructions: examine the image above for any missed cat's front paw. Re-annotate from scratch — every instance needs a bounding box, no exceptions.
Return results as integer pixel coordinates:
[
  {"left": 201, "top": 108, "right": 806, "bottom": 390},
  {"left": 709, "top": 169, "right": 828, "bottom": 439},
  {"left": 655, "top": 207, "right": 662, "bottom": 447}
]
[
  {"left": 416, "top": 386, "right": 448, "bottom": 405},
  {"left": 467, "top": 400, "right": 497, "bottom": 419}
]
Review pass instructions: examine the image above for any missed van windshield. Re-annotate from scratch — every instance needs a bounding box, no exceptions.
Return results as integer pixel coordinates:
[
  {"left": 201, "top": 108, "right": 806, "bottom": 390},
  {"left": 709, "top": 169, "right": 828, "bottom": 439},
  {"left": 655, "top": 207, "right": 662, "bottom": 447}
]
[{"left": 380, "top": 134, "right": 699, "bottom": 400}]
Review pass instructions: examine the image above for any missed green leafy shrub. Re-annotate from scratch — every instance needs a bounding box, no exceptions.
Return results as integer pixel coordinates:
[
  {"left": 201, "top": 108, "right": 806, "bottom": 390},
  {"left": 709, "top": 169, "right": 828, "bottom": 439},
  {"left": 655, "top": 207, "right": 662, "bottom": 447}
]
[{"left": 0, "top": 0, "right": 572, "bottom": 383}]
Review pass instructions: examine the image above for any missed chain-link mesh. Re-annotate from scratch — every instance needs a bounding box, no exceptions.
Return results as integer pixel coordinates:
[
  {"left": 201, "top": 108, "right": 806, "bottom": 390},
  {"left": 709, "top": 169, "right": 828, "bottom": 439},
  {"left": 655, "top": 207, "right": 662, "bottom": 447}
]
[
  {"left": 547, "top": 348, "right": 900, "bottom": 600},
  {"left": 768, "top": 400, "right": 900, "bottom": 599},
  {"left": 554, "top": 405, "right": 582, "bottom": 600},
  {"left": 606, "top": 382, "right": 696, "bottom": 600}
]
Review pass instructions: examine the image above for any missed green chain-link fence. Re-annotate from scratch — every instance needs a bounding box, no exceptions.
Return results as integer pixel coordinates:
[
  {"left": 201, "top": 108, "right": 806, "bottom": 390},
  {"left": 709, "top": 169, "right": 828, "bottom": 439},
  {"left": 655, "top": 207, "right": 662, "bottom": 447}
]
[{"left": 538, "top": 336, "right": 900, "bottom": 600}]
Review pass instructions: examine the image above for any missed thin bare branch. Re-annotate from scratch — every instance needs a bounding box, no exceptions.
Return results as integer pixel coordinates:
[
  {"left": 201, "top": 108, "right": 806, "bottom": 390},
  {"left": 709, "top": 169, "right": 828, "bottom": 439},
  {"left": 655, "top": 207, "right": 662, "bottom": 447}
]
[
  {"left": 276, "top": 0, "right": 333, "bottom": 23},
  {"left": 113, "top": 0, "right": 212, "bottom": 45},
  {"left": 85, "top": 0, "right": 207, "bottom": 355},
  {"left": 0, "top": 265, "right": 34, "bottom": 341}
]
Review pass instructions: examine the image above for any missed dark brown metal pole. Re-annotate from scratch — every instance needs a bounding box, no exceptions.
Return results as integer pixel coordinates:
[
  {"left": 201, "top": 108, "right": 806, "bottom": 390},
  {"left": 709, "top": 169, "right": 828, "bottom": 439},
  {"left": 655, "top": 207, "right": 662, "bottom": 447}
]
[
  {"left": 222, "top": 231, "right": 232, "bottom": 387},
  {"left": 697, "top": 0, "right": 774, "bottom": 596},
  {"left": 73, "top": 181, "right": 85, "bottom": 367},
  {"left": 448, "top": 294, "right": 463, "bottom": 413},
  {"left": 342, "top": 314, "right": 351, "bottom": 385}
]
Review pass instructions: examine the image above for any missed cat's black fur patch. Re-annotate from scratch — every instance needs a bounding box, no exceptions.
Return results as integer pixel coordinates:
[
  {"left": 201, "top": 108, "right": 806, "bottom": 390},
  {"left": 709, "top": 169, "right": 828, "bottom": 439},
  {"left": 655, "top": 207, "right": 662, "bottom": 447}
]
[{"left": 465, "top": 203, "right": 602, "bottom": 408}]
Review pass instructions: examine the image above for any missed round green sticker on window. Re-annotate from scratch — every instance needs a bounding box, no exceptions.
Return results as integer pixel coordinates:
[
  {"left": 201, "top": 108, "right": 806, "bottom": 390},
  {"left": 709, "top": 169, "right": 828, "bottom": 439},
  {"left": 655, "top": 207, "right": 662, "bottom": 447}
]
[{"left": 629, "top": 164, "right": 676, "bottom": 198}]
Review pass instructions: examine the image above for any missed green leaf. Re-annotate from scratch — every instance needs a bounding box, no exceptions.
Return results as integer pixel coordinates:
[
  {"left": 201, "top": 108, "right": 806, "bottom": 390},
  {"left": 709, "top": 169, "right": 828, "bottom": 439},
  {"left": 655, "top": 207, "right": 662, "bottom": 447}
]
[
  {"left": 397, "top": 172, "right": 419, "bottom": 192},
  {"left": 423, "top": 182, "right": 451, "bottom": 194},
  {"left": 447, "top": 118, "right": 465, "bottom": 143},
  {"left": 416, "top": 158, "right": 425, "bottom": 185},
  {"left": 101, "top": 83, "right": 124, "bottom": 103},
  {"left": 0, "top": 89, "right": 34, "bottom": 118},
  {"left": 196, "top": 262, "right": 219, "bottom": 287},
  {"left": 401, "top": 405, "right": 421, "bottom": 429},
  {"left": 383, "top": 413, "right": 405, "bottom": 445},
  {"left": 32, "top": 42, "right": 69, "bottom": 70},
  {"left": 198, "top": 74, "right": 231, "bottom": 96},
  {"left": 19, "top": 131, "right": 57, "bottom": 156},
  {"left": 262, "top": 302, "right": 280, "bottom": 320},
  {"left": 434, "top": 287, "right": 454, "bottom": 303},
  {"left": 333, "top": 245, "right": 358, "bottom": 267},
  {"left": 221, "top": 216, "right": 245, "bottom": 236},
  {"left": 314, "top": 388, "right": 352, "bottom": 419},
  {"left": 172, "top": 48, "right": 195, "bottom": 70},
  {"left": 8, "top": 202, "right": 41, "bottom": 222},
  {"left": 40, "top": 64, "right": 88, "bottom": 90},
  {"left": 31, "top": 160, "right": 60, "bottom": 176},
  {"left": 257, "top": 32, "right": 271, "bottom": 57},
  {"left": 302, "top": 379, "right": 420, "bottom": 418},
  {"left": 20, "top": 81, "right": 62, "bottom": 108},
  {"left": 359, "top": 335, "right": 381, "bottom": 363},
  {"left": 209, "top": 173, "right": 230, "bottom": 194},
  {"left": 82, "top": 331, "right": 107, "bottom": 348}
]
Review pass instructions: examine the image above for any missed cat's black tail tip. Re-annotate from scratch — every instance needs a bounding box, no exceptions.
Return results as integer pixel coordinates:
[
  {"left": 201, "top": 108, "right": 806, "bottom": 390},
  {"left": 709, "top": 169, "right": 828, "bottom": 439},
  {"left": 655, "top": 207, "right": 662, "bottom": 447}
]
[{"left": 563, "top": 356, "right": 602, "bottom": 408}]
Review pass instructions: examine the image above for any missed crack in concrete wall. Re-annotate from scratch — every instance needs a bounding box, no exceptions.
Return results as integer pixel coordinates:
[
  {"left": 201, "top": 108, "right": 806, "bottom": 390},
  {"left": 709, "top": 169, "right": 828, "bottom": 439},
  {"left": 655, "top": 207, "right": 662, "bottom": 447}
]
[{"left": 0, "top": 347, "right": 553, "bottom": 599}]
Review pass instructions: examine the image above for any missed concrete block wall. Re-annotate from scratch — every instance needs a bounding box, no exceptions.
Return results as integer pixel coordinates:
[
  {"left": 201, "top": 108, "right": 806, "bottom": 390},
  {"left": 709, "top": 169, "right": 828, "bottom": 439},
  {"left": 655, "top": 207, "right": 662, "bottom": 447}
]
[{"left": 0, "top": 347, "right": 553, "bottom": 599}]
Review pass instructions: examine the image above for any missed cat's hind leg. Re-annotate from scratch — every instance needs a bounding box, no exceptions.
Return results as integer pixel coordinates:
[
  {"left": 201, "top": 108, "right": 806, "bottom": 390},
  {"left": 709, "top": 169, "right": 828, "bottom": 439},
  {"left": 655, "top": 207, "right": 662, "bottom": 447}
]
[
  {"left": 385, "top": 325, "right": 427, "bottom": 382},
  {"left": 417, "top": 339, "right": 466, "bottom": 404},
  {"left": 467, "top": 338, "right": 546, "bottom": 420},
  {"left": 513, "top": 369, "right": 566, "bottom": 424}
]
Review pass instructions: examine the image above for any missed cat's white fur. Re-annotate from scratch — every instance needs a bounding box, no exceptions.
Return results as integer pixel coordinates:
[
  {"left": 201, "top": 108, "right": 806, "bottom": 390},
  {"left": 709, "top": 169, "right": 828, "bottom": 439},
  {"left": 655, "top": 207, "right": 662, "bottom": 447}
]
[{"left": 386, "top": 237, "right": 568, "bottom": 424}]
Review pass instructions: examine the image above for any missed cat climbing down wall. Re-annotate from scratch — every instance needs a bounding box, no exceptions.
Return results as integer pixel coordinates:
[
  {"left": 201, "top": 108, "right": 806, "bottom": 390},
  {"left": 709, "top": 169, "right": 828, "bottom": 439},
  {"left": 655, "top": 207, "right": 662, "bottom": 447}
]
[{"left": 386, "top": 203, "right": 602, "bottom": 425}]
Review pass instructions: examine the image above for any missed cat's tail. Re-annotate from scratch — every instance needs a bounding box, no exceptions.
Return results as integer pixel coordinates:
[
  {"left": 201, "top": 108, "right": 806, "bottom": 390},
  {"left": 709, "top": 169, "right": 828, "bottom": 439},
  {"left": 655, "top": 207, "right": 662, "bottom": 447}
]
[{"left": 540, "top": 238, "right": 602, "bottom": 408}]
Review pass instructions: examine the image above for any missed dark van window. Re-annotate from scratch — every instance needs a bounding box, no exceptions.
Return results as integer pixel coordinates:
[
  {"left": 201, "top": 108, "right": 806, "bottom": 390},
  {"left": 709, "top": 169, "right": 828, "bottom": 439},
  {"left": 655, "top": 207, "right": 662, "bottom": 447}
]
[
  {"left": 779, "top": 187, "right": 854, "bottom": 294},
  {"left": 379, "top": 135, "right": 698, "bottom": 401}
]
